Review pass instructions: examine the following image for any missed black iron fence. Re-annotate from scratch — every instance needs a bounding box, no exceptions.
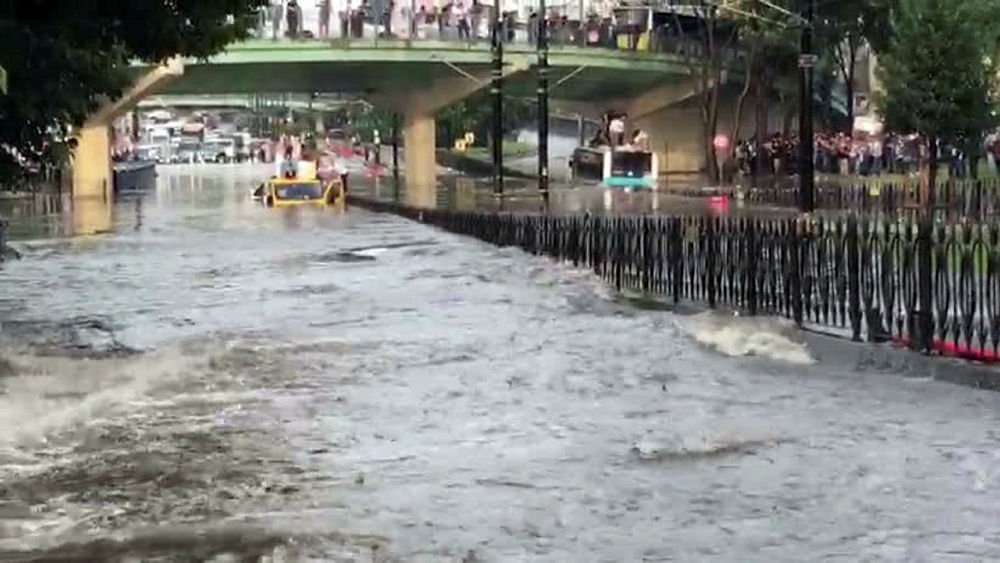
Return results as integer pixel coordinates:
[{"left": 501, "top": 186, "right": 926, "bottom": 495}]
[
  {"left": 351, "top": 194, "right": 1000, "bottom": 362},
  {"left": 701, "top": 176, "right": 1000, "bottom": 220}
]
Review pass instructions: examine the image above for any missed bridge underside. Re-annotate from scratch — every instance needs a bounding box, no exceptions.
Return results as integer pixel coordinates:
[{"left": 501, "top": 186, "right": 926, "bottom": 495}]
[
  {"left": 116, "top": 42, "right": 780, "bottom": 207},
  {"left": 127, "top": 45, "right": 700, "bottom": 208},
  {"left": 152, "top": 61, "right": 684, "bottom": 102}
]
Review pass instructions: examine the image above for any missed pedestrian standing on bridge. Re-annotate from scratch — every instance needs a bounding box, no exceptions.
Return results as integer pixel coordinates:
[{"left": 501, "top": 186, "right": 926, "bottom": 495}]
[
  {"left": 453, "top": 1, "right": 470, "bottom": 40},
  {"left": 271, "top": 0, "right": 284, "bottom": 40},
  {"left": 318, "top": 0, "right": 332, "bottom": 38},
  {"left": 287, "top": 0, "right": 301, "bottom": 38},
  {"left": 469, "top": 0, "right": 482, "bottom": 40},
  {"left": 609, "top": 113, "right": 626, "bottom": 147}
]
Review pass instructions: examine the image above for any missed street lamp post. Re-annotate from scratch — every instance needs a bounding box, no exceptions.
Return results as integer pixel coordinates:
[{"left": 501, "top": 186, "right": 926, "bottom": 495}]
[
  {"left": 491, "top": 5, "right": 505, "bottom": 197},
  {"left": 537, "top": 0, "right": 550, "bottom": 208},
  {"left": 798, "top": 0, "right": 815, "bottom": 213}
]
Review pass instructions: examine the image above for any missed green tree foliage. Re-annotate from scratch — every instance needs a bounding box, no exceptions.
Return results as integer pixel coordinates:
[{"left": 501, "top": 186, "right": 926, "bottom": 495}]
[
  {"left": 0, "top": 0, "right": 268, "bottom": 182},
  {"left": 878, "top": 0, "right": 996, "bottom": 191},
  {"left": 435, "top": 93, "right": 534, "bottom": 149}
]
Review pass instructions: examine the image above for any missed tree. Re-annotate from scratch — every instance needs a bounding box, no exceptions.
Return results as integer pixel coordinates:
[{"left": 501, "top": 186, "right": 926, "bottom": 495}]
[
  {"left": 670, "top": 3, "right": 743, "bottom": 181},
  {"left": 671, "top": 1, "right": 810, "bottom": 180},
  {"left": 435, "top": 93, "right": 534, "bottom": 149},
  {"left": 728, "top": 1, "right": 800, "bottom": 175},
  {"left": 815, "top": 0, "right": 895, "bottom": 133},
  {"left": 0, "top": 0, "right": 268, "bottom": 184},
  {"left": 877, "top": 0, "right": 996, "bottom": 199}
]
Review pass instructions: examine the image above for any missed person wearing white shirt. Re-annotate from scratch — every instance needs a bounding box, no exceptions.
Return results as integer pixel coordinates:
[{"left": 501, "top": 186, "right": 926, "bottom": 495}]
[
  {"left": 631, "top": 128, "right": 650, "bottom": 152},
  {"left": 453, "top": 1, "right": 469, "bottom": 39},
  {"left": 271, "top": 1, "right": 284, "bottom": 40},
  {"left": 609, "top": 115, "right": 625, "bottom": 147}
]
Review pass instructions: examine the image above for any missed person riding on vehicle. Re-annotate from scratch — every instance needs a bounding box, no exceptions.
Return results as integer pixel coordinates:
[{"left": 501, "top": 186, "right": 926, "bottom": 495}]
[{"left": 280, "top": 145, "right": 297, "bottom": 178}]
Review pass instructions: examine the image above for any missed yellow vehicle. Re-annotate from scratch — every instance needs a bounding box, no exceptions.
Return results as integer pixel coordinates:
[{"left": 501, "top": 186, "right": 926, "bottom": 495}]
[{"left": 251, "top": 159, "right": 346, "bottom": 208}]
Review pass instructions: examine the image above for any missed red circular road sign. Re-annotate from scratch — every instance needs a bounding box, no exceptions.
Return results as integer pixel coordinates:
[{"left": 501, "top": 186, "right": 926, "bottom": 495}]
[{"left": 713, "top": 134, "right": 730, "bottom": 151}]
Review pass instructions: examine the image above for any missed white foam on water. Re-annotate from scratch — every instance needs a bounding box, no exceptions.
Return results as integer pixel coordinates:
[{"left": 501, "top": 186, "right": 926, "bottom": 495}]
[
  {"left": 683, "top": 312, "right": 815, "bottom": 365},
  {"left": 353, "top": 247, "right": 388, "bottom": 257},
  {"left": 632, "top": 429, "right": 789, "bottom": 461},
  {"left": 0, "top": 345, "right": 200, "bottom": 451}
]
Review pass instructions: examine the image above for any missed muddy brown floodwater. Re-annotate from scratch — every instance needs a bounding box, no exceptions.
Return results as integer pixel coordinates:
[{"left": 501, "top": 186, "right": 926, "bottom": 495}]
[{"left": 1, "top": 164, "right": 1000, "bottom": 562}]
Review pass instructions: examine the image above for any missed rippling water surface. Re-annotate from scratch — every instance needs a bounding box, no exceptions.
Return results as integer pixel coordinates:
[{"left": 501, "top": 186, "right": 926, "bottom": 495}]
[{"left": 1, "top": 165, "right": 1000, "bottom": 562}]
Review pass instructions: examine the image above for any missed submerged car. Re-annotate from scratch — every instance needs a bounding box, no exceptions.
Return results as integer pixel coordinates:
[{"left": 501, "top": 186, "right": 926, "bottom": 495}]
[{"left": 251, "top": 160, "right": 346, "bottom": 208}]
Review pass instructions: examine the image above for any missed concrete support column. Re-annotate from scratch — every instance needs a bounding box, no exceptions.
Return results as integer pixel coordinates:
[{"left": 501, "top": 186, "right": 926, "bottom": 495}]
[
  {"left": 403, "top": 112, "right": 436, "bottom": 208},
  {"left": 70, "top": 57, "right": 183, "bottom": 201},
  {"left": 72, "top": 124, "right": 113, "bottom": 200},
  {"left": 72, "top": 197, "right": 113, "bottom": 236}
]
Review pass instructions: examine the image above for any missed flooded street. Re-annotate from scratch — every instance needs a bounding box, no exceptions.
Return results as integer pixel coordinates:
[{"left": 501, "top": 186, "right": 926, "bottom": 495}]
[{"left": 1, "top": 165, "right": 1000, "bottom": 562}]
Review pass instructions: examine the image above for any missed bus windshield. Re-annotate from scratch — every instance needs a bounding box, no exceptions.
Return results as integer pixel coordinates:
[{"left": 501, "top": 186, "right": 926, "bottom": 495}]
[
  {"left": 610, "top": 151, "right": 651, "bottom": 177},
  {"left": 274, "top": 182, "right": 324, "bottom": 200}
]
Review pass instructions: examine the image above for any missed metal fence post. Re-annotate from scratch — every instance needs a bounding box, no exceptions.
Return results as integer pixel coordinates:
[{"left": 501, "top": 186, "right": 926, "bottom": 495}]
[
  {"left": 789, "top": 218, "right": 804, "bottom": 326},
  {"left": 916, "top": 213, "right": 934, "bottom": 352},
  {"left": 846, "top": 214, "right": 862, "bottom": 341},
  {"left": 706, "top": 218, "right": 717, "bottom": 308},
  {"left": 746, "top": 219, "right": 758, "bottom": 316},
  {"left": 0, "top": 217, "right": 7, "bottom": 262},
  {"left": 671, "top": 218, "right": 683, "bottom": 303}
]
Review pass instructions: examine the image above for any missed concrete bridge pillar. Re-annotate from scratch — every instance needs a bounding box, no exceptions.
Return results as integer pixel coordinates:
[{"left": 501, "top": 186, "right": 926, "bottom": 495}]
[
  {"left": 72, "top": 197, "right": 114, "bottom": 236},
  {"left": 72, "top": 58, "right": 183, "bottom": 200},
  {"left": 72, "top": 124, "right": 113, "bottom": 200},
  {"left": 402, "top": 112, "right": 436, "bottom": 208}
]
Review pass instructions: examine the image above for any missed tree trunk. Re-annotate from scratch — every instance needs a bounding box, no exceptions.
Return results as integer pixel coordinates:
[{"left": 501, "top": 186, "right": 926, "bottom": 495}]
[
  {"left": 729, "top": 46, "right": 757, "bottom": 184},
  {"left": 968, "top": 138, "right": 980, "bottom": 180},
  {"left": 754, "top": 70, "right": 768, "bottom": 183},
  {"left": 925, "top": 136, "right": 938, "bottom": 208},
  {"left": 782, "top": 106, "right": 795, "bottom": 136},
  {"left": 835, "top": 38, "right": 860, "bottom": 134},
  {"left": 845, "top": 62, "right": 855, "bottom": 134},
  {"left": 703, "top": 79, "right": 722, "bottom": 182}
]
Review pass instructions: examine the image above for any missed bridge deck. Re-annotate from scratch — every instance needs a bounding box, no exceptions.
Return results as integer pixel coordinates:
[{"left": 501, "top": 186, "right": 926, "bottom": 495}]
[{"left": 140, "top": 38, "right": 697, "bottom": 100}]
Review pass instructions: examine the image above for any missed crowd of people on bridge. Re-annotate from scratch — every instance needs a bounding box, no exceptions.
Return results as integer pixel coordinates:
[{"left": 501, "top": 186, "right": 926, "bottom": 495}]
[
  {"left": 258, "top": 0, "right": 687, "bottom": 53},
  {"left": 730, "top": 130, "right": 1000, "bottom": 179}
]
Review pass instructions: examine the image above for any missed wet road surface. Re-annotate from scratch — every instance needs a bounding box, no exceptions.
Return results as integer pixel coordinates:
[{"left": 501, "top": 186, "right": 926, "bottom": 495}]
[{"left": 1, "top": 165, "right": 1000, "bottom": 561}]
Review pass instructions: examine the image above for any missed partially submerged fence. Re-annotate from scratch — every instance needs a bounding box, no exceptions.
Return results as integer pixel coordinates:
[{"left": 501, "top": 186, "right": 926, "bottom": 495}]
[{"left": 352, "top": 195, "right": 1000, "bottom": 361}]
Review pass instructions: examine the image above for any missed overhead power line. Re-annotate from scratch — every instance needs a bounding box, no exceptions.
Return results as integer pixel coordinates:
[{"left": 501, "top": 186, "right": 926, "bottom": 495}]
[
  {"left": 756, "top": 0, "right": 808, "bottom": 24},
  {"left": 716, "top": 3, "right": 788, "bottom": 28}
]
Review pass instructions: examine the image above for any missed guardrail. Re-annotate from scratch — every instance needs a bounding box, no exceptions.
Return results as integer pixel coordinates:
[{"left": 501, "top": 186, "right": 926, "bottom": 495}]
[{"left": 350, "top": 193, "right": 1000, "bottom": 363}]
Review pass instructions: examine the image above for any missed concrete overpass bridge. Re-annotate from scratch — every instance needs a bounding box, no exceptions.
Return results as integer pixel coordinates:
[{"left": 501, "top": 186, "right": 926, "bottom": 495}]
[{"left": 77, "top": 36, "right": 780, "bottom": 207}]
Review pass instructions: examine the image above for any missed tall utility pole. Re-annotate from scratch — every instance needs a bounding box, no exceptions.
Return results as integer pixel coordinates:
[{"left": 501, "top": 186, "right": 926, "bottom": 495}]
[
  {"left": 798, "top": 0, "right": 815, "bottom": 213},
  {"left": 491, "top": 6, "right": 504, "bottom": 197},
  {"left": 537, "top": 0, "right": 550, "bottom": 207},
  {"left": 391, "top": 112, "right": 400, "bottom": 187}
]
